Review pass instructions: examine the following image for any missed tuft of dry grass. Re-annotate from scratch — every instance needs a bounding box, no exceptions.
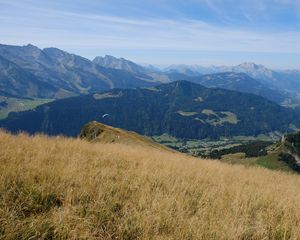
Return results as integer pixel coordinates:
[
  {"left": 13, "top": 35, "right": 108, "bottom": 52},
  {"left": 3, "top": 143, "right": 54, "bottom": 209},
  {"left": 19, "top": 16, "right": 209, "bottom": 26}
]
[{"left": 1, "top": 131, "right": 300, "bottom": 239}]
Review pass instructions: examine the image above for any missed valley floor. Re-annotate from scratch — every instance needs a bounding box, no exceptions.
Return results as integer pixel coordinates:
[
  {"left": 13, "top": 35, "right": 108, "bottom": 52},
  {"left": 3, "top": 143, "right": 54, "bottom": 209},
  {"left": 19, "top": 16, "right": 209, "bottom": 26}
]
[{"left": 1, "top": 131, "right": 300, "bottom": 239}]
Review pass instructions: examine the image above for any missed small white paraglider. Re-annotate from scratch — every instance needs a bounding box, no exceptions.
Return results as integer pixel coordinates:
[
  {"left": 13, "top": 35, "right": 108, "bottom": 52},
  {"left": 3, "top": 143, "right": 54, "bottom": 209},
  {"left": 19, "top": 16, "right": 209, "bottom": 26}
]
[{"left": 102, "top": 113, "right": 110, "bottom": 118}]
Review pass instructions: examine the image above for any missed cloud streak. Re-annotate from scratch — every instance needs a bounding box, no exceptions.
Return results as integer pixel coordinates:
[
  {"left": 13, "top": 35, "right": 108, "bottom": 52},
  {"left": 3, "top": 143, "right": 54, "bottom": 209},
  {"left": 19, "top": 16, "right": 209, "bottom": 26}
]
[{"left": 0, "top": 0, "right": 300, "bottom": 67}]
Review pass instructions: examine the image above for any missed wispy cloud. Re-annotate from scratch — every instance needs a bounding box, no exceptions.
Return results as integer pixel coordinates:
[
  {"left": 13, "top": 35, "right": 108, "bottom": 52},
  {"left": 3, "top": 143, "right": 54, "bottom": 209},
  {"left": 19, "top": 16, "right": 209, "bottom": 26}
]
[
  {"left": 1, "top": 5, "right": 299, "bottom": 50},
  {"left": 0, "top": 0, "right": 300, "bottom": 67}
]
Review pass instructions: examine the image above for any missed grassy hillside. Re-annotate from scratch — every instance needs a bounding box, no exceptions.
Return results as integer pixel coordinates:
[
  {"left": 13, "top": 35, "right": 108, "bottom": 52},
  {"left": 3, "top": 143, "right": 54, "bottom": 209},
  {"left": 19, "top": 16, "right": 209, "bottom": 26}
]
[
  {"left": 1, "top": 132, "right": 300, "bottom": 239},
  {"left": 79, "top": 121, "right": 173, "bottom": 152}
]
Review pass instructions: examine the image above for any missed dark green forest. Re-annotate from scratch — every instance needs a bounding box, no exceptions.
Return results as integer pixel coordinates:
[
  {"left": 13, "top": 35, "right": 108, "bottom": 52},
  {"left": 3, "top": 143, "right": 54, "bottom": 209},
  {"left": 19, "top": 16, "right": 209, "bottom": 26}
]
[{"left": 1, "top": 81, "right": 300, "bottom": 140}]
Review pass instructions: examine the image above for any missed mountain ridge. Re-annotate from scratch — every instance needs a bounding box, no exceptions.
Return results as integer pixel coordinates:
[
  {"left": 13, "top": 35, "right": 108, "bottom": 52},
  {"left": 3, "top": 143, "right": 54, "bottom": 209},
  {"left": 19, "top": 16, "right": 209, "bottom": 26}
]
[
  {"left": 93, "top": 55, "right": 149, "bottom": 75},
  {"left": 188, "top": 72, "right": 287, "bottom": 104},
  {"left": 1, "top": 80, "right": 299, "bottom": 139},
  {"left": 163, "top": 62, "right": 300, "bottom": 93},
  {"left": 0, "top": 44, "right": 165, "bottom": 99}
]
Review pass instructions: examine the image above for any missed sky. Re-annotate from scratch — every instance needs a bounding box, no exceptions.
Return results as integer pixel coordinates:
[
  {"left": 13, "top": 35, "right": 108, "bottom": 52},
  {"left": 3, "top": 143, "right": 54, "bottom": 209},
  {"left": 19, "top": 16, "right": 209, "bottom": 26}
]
[{"left": 0, "top": 0, "right": 300, "bottom": 68}]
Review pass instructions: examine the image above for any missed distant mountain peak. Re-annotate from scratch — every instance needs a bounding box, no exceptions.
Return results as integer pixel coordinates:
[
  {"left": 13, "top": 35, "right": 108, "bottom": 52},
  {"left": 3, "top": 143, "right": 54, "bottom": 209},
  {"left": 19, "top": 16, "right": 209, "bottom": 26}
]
[
  {"left": 43, "top": 47, "right": 68, "bottom": 56},
  {"left": 0, "top": 43, "right": 40, "bottom": 52},
  {"left": 103, "top": 55, "right": 119, "bottom": 60},
  {"left": 233, "top": 62, "right": 274, "bottom": 80},
  {"left": 237, "top": 62, "right": 267, "bottom": 70},
  {"left": 239, "top": 62, "right": 258, "bottom": 67},
  {"left": 26, "top": 43, "right": 38, "bottom": 48},
  {"left": 93, "top": 55, "right": 148, "bottom": 74},
  {"left": 23, "top": 44, "right": 42, "bottom": 53},
  {"left": 94, "top": 55, "right": 135, "bottom": 65}
]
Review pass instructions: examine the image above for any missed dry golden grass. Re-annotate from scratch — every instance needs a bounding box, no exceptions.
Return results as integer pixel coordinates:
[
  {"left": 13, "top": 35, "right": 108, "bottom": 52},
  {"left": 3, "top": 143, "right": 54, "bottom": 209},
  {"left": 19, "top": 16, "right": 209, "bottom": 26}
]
[
  {"left": 79, "top": 121, "right": 173, "bottom": 152},
  {"left": 1, "top": 131, "right": 300, "bottom": 239}
]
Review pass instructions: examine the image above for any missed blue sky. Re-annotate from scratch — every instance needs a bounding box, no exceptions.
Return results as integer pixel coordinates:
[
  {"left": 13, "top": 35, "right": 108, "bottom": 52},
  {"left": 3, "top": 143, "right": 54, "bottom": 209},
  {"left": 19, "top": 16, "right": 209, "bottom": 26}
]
[{"left": 1, "top": 0, "right": 300, "bottom": 68}]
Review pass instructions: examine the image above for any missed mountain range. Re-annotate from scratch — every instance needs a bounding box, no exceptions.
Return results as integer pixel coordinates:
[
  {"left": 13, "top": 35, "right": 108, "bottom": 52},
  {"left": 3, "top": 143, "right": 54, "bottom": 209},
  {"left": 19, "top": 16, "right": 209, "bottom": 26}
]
[
  {"left": 188, "top": 72, "right": 287, "bottom": 104},
  {"left": 0, "top": 44, "right": 168, "bottom": 99},
  {"left": 1, "top": 43, "right": 300, "bottom": 108},
  {"left": 1, "top": 43, "right": 300, "bottom": 135},
  {"left": 1, "top": 81, "right": 299, "bottom": 139},
  {"left": 163, "top": 62, "right": 300, "bottom": 94}
]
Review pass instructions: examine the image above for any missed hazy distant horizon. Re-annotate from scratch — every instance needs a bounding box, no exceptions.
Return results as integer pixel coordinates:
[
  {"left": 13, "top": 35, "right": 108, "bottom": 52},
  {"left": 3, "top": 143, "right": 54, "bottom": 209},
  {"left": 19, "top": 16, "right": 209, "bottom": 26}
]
[
  {"left": 1, "top": 42, "right": 299, "bottom": 71},
  {"left": 1, "top": 0, "right": 300, "bottom": 69}
]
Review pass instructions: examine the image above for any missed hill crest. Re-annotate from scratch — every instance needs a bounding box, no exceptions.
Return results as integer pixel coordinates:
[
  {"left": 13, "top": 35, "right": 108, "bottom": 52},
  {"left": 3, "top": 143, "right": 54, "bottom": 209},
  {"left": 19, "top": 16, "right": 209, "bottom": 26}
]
[{"left": 79, "top": 121, "right": 172, "bottom": 151}]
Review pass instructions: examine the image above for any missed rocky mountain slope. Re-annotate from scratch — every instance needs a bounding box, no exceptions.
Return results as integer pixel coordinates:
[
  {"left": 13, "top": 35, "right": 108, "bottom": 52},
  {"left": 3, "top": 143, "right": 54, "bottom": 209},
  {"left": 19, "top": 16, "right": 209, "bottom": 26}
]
[{"left": 0, "top": 44, "right": 165, "bottom": 99}]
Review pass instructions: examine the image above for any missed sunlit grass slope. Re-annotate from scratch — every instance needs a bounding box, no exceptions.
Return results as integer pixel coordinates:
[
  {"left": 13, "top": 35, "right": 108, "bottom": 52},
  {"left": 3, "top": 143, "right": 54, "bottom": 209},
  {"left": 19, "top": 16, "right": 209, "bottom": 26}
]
[
  {"left": 79, "top": 121, "right": 173, "bottom": 152},
  {"left": 1, "top": 131, "right": 300, "bottom": 239}
]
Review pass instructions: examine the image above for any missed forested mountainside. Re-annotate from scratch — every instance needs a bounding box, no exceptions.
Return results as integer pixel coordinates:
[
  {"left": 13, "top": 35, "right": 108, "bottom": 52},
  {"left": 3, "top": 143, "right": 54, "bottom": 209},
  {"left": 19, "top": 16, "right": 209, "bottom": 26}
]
[{"left": 1, "top": 81, "right": 299, "bottom": 139}]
